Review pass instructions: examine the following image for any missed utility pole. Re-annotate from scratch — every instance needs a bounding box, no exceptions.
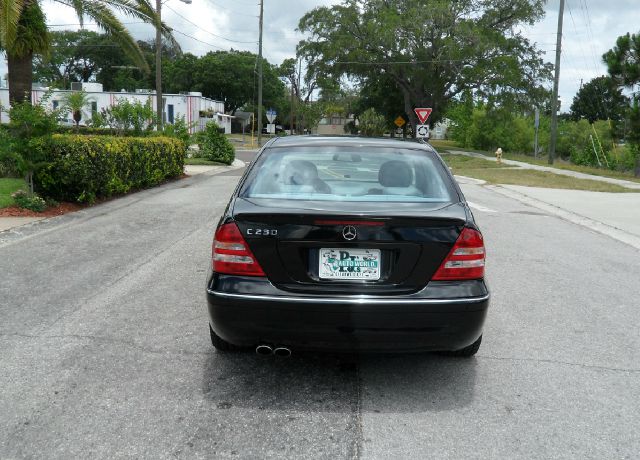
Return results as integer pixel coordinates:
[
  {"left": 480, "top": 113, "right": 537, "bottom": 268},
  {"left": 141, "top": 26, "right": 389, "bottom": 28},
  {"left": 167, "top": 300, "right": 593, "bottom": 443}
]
[
  {"left": 290, "top": 79, "right": 295, "bottom": 135},
  {"left": 155, "top": 0, "right": 191, "bottom": 131},
  {"left": 257, "top": 0, "right": 264, "bottom": 146},
  {"left": 155, "top": 0, "right": 163, "bottom": 130},
  {"left": 548, "top": 0, "right": 565, "bottom": 165}
]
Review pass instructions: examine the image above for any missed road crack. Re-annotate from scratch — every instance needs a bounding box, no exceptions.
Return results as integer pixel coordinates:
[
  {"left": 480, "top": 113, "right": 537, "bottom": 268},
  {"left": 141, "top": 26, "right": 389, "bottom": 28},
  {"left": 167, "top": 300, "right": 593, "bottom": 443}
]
[
  {"left": 0, "top": 332, "right": 210, "bottom": 357},
  {"left": 348, "top": 359, "right": 364, "bottom": 460},
  {"left": 478, "top": 354, "right": 640, "bottom": 374}
]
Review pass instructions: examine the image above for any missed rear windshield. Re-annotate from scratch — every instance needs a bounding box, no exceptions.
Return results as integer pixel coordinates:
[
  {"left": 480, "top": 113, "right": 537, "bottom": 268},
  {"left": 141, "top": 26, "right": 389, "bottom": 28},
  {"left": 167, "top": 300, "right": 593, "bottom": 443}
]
[{"left": 241, "top": 146, "right": 455, "bottom": 203}]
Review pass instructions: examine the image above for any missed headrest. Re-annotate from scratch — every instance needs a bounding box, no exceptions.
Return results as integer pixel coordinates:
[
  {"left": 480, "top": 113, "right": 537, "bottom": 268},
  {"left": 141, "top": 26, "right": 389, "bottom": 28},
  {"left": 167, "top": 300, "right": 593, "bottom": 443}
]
[
  {"left": 379, "top": 160, "right": 412, "bottom": 187},
  {"left": 283, "top": 160, "right": 319, "bottom": 185}
]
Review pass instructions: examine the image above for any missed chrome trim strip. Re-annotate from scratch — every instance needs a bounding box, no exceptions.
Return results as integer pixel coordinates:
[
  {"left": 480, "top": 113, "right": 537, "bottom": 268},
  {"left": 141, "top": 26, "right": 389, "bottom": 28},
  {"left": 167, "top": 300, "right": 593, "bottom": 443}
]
[{"left": 207, "top": 290, "right": 489, "bottom": 305}]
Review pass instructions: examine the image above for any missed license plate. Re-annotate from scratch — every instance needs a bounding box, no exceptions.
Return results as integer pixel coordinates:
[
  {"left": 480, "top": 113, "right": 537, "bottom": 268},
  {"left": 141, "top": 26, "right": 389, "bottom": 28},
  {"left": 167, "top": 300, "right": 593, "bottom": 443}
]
[{"left": 319, "top": 248, "right": 381, "bottom": 280}]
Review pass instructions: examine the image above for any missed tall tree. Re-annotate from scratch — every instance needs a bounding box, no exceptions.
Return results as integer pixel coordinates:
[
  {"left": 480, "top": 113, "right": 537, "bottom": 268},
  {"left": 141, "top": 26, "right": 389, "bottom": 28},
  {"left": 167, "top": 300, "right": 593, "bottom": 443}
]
[
  {"left": 2, "top": 1, "right": 49, "bottom": 104},
  {"left": 190, "top": 50, "right": 285, "bottom": 115},
  {"left": 33, "top": 30, "right": 122, "bottom": 88},
  {"left": 298, "top": 0, "right": 552, "bottom": 134},
  {"left": 604, "top": 31, "right": 640, "bottom": 176},
  {"left": 603, "top": 32, "right": 640, "bottom": 88},
  {"left": 164, "top": 52, "right": 199, "bottom": 94},
  {"left": 0, "top": 0, "right": 174, "bottom": 104},
  {"left": 277, "top": 55, "right": 341, "bottom": 132},
  {"left": 33, "top": 33, "right": 183, "bottom": 91},
  {"left": 570, "top": 76, "right": 628, "bottom": 123}
]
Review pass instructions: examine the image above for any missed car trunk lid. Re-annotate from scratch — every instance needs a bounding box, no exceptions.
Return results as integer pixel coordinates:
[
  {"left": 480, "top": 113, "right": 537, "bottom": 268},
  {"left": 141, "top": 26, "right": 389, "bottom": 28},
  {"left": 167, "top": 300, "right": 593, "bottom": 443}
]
[{"left": 232, "top": 198, "right": 467, "bottom": 295}]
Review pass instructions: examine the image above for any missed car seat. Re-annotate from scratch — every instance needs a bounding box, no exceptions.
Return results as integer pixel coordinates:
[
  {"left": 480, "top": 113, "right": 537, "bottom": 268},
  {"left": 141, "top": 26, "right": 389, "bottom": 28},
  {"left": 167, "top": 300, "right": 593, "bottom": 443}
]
[
  {"left": 378, "top": 160, "right": 421, "bottom": 196},
  {"left": 282, "top": 160, "right": 331, "bottom": 194}
]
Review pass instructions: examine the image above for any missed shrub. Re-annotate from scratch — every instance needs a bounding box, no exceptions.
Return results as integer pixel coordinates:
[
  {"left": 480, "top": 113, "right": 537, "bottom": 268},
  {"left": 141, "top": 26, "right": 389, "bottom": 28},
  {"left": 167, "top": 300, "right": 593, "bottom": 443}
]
[
  {"left": 358, "top": 108, "right": 387, "bottom": 137},
  {"left": 102, "top": 98, "right": 157, "bottom": 136},
  {"left": 0, "top": 129, "right": 20, "bottom": 177},
  {"left": 4, "top": 95, "right": 60, "bottom": 191},
  {"left": 11, "top": 190, "right": 47, "bottom": 212},
  {"left": 89, "top": 111, "right": 106, "bottom": 128},
  {"left": 466, "top": 107, "right": 534, "bottom": 153},
  {"left": 35, "top": 134, "right": 186, "bottom": 203},
  {"left": 610, "top": 143, "right": 639, "bottom": 172},
  {"left": 163, "top": 115, "right": 193, "bottom": 146},
  {"left": 195, "top": 122, "right": 235, "bottom": 164}
]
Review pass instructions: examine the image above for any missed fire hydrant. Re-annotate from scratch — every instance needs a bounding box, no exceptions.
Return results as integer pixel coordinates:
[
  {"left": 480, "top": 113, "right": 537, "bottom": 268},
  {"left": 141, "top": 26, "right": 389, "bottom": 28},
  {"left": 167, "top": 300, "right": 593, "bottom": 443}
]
[{"left": 495, "top": 147, "right": 503, "bottom": 164}]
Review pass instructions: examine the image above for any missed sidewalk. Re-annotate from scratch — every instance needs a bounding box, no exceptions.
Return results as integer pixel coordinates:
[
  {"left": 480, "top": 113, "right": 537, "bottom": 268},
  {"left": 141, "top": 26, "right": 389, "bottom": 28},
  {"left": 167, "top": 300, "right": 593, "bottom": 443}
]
[
  {"left": 489, "top": 184, "right": 640, "bottom": 250},
  {"left": 0, "top": 217, "right": 46, "bottom": 233},
  {"left": 184, "top": 158, "right": 245, "bottom": 176},
  {"left": 0, "top": 160, "right": 246, "bottom": 235},
  {"left": 449, "top": 151, "right": 640, "bottom": 249},
  {"left": 449, "top": 150, "right": 640, "bottom": 190}
]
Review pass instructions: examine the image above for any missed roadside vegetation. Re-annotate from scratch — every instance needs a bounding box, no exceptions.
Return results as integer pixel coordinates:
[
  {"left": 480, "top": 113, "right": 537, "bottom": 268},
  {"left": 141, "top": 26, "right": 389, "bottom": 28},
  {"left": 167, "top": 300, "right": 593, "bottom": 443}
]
[
  {"left": 0, "top": 178, "right": 26, "bottom": 209},
  {"left": 432, "top": 140, "right": 640, "bottom": 184},
  {"left": 441, "top": 155, "right": 638, "bottom": 193},
  {"left": 439, "top": 31, "right": 640, "bottom": 178},
  {"left": 185, "top": 158, "right": 227, "bottom": 166},
  {"left": 0, "top": 95, "right": 189, "bottom": 211}
]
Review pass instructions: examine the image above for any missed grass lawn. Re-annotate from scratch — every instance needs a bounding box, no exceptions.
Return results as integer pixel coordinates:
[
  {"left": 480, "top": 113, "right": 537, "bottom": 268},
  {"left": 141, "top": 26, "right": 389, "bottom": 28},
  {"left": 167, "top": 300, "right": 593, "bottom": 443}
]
[
  {"left": 430, "top": 139, "right": 481, "bottom": 154},
  {"left": 431, "top": 140, "right": 640, "bottom": 184},
  {"left": 440, "top": 154, "right": 511, "bottom": 170},
  {"left": 0, "top": 178, "right": 27, "bottom": 208},
  {"left": 505, "top": 154, "right": 640, "bottom": 184},
  {"left": 440, "top": 155, "right": 638, "bottom": 193},
  {"left": 185, "top": 158, "right": 227, "bottom": 166}
]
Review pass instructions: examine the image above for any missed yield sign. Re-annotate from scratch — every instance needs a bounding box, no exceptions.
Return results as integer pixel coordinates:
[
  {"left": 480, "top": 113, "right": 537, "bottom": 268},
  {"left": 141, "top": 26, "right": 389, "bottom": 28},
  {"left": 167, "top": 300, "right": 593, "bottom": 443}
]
[{"left": 414, "top": 108, "right": 432, "bottom": 124}]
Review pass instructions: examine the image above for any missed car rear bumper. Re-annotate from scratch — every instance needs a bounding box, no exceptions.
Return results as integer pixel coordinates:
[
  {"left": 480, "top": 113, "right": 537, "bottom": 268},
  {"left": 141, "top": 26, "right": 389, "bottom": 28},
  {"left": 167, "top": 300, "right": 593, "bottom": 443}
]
[{"left": 206, "top": 274, "right": 489, "bottom": 352}]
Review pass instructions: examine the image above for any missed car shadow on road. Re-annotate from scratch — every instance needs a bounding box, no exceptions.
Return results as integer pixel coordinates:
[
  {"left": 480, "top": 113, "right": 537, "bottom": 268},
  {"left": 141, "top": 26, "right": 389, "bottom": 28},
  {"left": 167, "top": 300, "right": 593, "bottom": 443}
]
[{"left": 201, "top": 351, "right": 477, "bottom": 414}]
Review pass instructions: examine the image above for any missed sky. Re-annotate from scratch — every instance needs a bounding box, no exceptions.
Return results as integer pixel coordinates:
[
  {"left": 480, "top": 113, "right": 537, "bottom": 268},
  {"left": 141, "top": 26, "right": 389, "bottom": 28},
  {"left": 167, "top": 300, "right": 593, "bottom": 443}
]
[{"left": 1, "top": 0, "right": 639, "bottom": 112}]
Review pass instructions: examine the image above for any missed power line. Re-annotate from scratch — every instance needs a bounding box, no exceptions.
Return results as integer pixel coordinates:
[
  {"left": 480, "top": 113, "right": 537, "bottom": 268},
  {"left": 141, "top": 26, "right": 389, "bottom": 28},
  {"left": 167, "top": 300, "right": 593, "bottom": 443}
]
[
  {"left": 566, "top": 0, "right": 598, "bottom": 74},
  {"left": 202, "top": 0, "right": 258, "bottom": 18},
  {"left": 172, "top": 29, "right": 229, "bottom": 50},
  {"left": 579, "top": 0, "right": 603, "bottom": 72},
  {"left": 48, "top": 21, "right": 146, "bottom": 27},
  {"left": 163, "top": 4, "right": 257, "bottom": 44}
]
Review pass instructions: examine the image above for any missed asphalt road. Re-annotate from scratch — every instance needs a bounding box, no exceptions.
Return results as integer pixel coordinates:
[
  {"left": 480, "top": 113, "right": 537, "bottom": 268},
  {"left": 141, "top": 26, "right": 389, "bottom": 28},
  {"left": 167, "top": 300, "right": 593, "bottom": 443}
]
[{"left": 1, "top": 155, "right": 639, "bottom": 459}]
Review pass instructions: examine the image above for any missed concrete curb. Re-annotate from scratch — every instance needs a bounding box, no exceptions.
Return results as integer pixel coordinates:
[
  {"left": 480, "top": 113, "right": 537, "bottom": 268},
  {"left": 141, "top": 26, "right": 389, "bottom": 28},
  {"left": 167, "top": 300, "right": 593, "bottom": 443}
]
[
  {"left": 0, "top": 163, "right": 246, "bottom": 243},
  {"left": 454, "top": 175, "right": 487, "bottom": 186},
  {"left": 487, "top": 184, "right": 640, "bottom": 250}
]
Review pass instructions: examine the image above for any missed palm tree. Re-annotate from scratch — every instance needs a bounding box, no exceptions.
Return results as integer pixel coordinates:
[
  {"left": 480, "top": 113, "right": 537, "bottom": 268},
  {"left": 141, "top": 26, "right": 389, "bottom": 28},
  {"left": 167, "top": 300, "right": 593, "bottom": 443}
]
[
  {"left": 0, "top": 0, "right": 174, "bottom": 105},
  {"left": 62, "top": 90, "right": 90, "bottom": 130},
  {"left": 1, "top": 1, "right": 49, "bottom": 105}
]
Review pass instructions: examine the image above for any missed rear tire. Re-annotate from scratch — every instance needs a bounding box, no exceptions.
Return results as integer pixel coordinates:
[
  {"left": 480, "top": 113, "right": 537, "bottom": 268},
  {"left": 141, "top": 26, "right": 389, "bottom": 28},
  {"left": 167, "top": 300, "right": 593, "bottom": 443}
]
[
  {"left": 209, "top": 325, "right": 242, "bottom": 352},
  {"left": 441, "top": 335, "right": 482, "bottom": 357}
]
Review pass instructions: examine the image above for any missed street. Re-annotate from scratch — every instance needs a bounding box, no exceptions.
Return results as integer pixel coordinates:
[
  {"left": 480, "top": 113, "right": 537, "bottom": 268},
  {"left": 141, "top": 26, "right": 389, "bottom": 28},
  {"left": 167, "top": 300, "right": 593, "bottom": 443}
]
[{"left": 1, "top": 158, "right": 639, "bottom": 459}]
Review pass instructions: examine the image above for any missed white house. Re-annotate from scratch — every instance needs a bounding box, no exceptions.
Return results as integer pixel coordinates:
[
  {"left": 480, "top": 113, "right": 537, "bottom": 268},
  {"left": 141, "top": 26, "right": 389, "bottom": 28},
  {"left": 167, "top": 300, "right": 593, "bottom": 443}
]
[{"left": 0, "top": 83, "right": 233, "bottom": 134}]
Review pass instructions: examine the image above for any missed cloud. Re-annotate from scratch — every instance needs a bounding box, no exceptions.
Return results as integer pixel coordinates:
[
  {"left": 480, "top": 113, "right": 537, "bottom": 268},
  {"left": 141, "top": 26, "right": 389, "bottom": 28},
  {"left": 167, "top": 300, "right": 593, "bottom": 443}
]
[
  {"left": 1, "top": 0, "right": 639, "bottom": 113},
  {"left": 523, "top": 0, "right": 640, "bottom": 110}
]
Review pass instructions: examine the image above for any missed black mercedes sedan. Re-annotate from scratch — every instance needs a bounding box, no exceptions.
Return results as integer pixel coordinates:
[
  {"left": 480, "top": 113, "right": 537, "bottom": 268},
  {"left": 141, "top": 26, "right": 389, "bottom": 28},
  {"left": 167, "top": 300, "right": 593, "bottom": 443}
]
[{"left": 206, "top": 136, "right": 489, "bottom": 356}]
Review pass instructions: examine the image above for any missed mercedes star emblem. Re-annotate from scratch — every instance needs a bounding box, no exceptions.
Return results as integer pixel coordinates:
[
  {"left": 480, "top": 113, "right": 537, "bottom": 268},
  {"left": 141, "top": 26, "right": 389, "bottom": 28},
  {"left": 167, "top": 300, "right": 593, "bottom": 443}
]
[{"left": 342, "top": 225, "right": 357, "bottom": 241}]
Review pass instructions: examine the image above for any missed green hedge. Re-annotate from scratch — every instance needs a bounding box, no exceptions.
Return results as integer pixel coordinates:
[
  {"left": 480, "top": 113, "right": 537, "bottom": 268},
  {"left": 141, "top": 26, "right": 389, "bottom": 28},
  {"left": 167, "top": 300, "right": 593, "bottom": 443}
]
[
  {"left": 35, "top": 134, "right": 185, "bottom": 203},
  {"left": 195, "top": 122, "right": 235, "bottom": 164}
]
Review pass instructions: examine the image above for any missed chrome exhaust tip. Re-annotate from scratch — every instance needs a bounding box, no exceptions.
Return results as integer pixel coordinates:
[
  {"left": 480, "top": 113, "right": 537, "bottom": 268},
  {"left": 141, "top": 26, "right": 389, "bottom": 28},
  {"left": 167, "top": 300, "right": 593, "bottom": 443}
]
[
  {"left": 255, "top": 345, "right": 273, "bottom": 356},
  {"left": 273, "top": 347, "right": 292, "bottom": 358}
]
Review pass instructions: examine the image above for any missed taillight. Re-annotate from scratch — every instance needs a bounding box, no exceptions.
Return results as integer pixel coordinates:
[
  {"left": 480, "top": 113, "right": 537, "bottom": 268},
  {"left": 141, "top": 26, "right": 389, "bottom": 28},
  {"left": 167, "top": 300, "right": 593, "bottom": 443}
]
[
  {"left": 432, "top": 227, "right": 485, "bottom": 281},
  {"left": 212, "top": 222, "right": 265, "bottom": 277}
]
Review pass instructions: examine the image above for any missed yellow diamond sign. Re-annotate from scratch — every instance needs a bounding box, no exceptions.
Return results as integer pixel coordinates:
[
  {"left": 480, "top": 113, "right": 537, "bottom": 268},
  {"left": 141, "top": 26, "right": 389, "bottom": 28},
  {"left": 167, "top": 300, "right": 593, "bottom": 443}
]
[{"left": 394, "top": 116, "right": 406, "bottom": 128}]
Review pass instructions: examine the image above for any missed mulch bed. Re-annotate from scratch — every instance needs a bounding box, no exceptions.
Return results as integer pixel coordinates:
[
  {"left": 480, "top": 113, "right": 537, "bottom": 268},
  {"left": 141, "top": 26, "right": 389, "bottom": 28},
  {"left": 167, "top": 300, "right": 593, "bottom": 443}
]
[
  {"left": 0, "top": 202, "right": 85, "bottom": 218},
  {"left": 0, "top": 174, "right": 191, "bottom": 219}
]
